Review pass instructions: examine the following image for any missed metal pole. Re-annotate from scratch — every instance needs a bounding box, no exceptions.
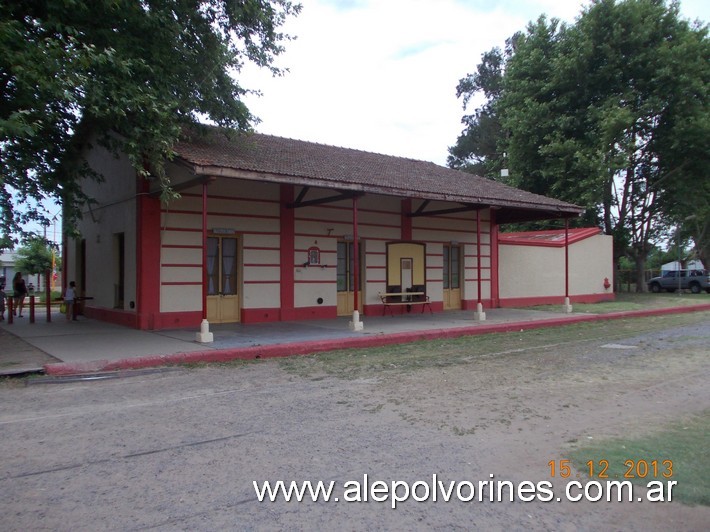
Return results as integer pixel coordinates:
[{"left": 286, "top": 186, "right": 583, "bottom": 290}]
[{"left": 45, "top": 268, "right": 52, "bottom": 322}]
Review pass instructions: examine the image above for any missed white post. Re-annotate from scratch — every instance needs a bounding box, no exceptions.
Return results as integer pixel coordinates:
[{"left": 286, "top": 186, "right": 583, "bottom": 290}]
[
  {"left": 349, "top": 310, "right": 364, "bottom": 331},
  {"left": 563, "top": 296, "right": 573, "bottom": 314},
  {"left": 196, "top": 318, "right": 214, "bottom": 343},
  {"left": 474, "top": 301, "right": 486, "bottom": 321}
]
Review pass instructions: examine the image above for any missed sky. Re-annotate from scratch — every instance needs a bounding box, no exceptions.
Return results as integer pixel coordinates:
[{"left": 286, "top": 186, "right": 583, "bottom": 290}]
[
  {"left": 240, "top": 0, "right": 708, "bottom": 166},
  {"left": 12, "top": 0, "right": 708, "bottom": 246}
]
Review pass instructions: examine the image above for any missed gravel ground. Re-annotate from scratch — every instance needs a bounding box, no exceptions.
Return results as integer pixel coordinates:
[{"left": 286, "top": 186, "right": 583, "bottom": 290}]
[{"left": 0, "top": 316, "right": 708, "bottom": 530}]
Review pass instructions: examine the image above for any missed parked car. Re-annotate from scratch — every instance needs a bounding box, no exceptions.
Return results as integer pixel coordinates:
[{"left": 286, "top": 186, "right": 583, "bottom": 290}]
[{"left": 647, "top": 269, "right": 710, "bottom": 294}]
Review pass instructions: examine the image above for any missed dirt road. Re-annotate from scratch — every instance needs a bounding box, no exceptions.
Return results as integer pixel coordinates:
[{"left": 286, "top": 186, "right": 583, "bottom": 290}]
[{"left": 1, "top": 315, "right": 708, "bottom": 530}]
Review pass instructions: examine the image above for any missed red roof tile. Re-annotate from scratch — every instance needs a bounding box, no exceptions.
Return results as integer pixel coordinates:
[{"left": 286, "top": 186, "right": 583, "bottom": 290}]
[
  {"left": 173, "top": 129, "right": 584, "bottom": 220},
  {"left": 499, "top": 227, "right": 603, "bottom": 247}
]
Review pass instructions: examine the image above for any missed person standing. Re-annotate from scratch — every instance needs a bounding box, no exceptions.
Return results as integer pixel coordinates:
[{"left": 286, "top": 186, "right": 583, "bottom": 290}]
[
  {"left": 12, "top": 272, "right": 28, "bottom": 317},
  {"left": 64, "top": 281, "right": 77, "bottom": 321}
]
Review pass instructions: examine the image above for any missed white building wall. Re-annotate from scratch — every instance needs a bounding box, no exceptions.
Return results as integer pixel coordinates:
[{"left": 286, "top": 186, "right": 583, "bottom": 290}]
[
  {"left": 499, "top": 245, "right": 562, "bottom": 299},
  {"left": 499, "top": 234, "right": 613, "bottom": 301},
  {"left": 158, "top": 178, "right": 281, "bottom": 313},
  {"left": 569, "top": 234, "right": 614, "bottom": 295},
  {"left": 412, "top": 206, "right": 492, "bottom": 303},
  {"left": 72, "top": 142, "right": 138, "bottom": 310}
]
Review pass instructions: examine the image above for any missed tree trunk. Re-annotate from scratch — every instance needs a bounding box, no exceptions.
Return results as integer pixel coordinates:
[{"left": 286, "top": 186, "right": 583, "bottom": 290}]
[{"left": 635, "top": 254, "right": 647, "bottom": 293}]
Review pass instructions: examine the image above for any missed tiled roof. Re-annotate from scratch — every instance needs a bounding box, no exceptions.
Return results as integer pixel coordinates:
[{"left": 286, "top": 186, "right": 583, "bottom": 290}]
[
  {"left": 499, "top": 227, "right": 603, "bottom": 247},
  {"left": 173, "top": 129, "right": 584, "bottom": 219}
]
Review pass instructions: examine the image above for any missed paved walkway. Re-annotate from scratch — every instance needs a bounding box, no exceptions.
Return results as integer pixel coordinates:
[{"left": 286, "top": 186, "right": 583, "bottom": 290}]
[{"left": 2, "top": 303, "right": 709, "bottom": 376}]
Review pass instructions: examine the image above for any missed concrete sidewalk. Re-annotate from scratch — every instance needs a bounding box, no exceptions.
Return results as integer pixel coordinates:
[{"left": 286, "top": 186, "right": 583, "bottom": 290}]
[{"left": 2, "top": 304, "right": 709, "bottom": 376}]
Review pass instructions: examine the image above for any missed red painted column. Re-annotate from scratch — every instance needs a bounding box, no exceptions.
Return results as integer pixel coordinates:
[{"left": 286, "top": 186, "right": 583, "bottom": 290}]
[
  {"left": 280, "top": 184, "right": 296, "bottom": 320},
  {"left": 201, "top": 182, "right": 208, "bottom": 321},
  {"left": 136, "top": 183, "right": 161, "bottom": 329},
  {"left": 45, "top": 269, "right": 52, "bottom": 322},
  {"left": 489, "top": 209, "right": 500, "bottom": 307},
  {"left": 564, "top": 218, "right": 570, "bottom": 299},
  {"left": 401, "top": 199, "right": 412, "bottom": 241},
  {"left": 476, "top": 209, "right": 482, "bottom": 304},
  {"left": 61, "top": 223, "right": 68, "bottom": 302},
  {"left": 352, "top": 196, "right": 360, "bottom": 312}
]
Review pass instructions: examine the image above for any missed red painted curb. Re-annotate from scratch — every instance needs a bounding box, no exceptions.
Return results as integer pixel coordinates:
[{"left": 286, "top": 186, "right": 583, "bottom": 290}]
[{"left": 43, "top": 304, "right": 710, "bottom": 376}]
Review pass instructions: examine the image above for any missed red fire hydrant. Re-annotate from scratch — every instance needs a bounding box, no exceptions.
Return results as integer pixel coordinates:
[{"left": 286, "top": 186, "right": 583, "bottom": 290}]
[{"left": 603, "top": 277, "right": 611, "bottom": 290}]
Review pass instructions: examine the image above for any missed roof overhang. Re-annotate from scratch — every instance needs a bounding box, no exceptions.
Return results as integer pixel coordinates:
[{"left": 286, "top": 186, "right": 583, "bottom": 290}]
[{"left": 180, "top": 164, "right": 584, "bottom": 223}]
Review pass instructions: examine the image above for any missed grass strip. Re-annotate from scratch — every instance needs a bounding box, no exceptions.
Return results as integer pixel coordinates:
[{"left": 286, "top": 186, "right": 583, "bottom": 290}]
[
  {"left": 277, "top": 311, "right": 709, "bottom": 380},
  {"left": 567, "top": 412, "right": 710, "bottom": 506}
]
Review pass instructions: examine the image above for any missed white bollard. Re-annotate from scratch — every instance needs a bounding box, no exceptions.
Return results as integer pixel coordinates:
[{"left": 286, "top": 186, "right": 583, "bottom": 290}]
[
  {"left": 195, "top": 318, "right": 214, "bottom": 343},
  {"left": 562, "top": 297, "right": 573, "bottom": 314},
  {"left": 349, "top": 310, "right": 364, "bottom": 331},
  {"left": 474, "top": 301, "right": 486, "bottom": 321}
]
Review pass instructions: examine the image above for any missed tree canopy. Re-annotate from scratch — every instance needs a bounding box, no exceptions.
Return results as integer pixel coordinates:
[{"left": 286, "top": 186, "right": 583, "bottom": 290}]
[
  {"left": 0, "top": 0, "right": 301, "bottom": 248},
  {"left": 450, "top": 0, "right": 709, "bottom": 285},
  {"left": 15, "top": 235, "right": 55, "bottom": 276}
]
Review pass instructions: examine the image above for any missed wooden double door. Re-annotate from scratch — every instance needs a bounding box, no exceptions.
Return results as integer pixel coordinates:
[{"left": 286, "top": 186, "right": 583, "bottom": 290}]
[
  {"left": 443, "top": 244, "right": 461, "bottom": 310},
  {"left": 206, "top": 235, "right": 240, "bottom": 323},
  {"left": 336, "top": 241, "right": 362, "bottom": 316}
]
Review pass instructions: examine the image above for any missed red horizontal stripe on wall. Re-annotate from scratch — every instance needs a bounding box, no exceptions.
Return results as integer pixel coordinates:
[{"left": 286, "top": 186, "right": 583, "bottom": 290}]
[
  {"left": 161, "top": 244, "right": 202, "bottom": 250},
  {"left": 293, "top": 233, "right": 339, "bottom": 239},
  {"left": 359, "top": 236, "right": 396, "bottom": 242},
  {"left": 294, "top": 248, "right": 337, "bottom": 254},
  {"left": 294, "top": 280, "right": 334, "bottom": 284},
  {"left": 295, "top": 217, "right": 399, "bottom": 230},
  {"left": 209, "top": 211, "right": 278, "bottom": 220},
  {"left": 181, "top": 192, "right": 280, "bottom": 204},
  {"left": 243, "top": 263, "right": 280, "bottom": 268},
  {"left": 358, "top": 222, "right": 400, "bottom": 229},
  {"left": 161, "top": 282, "right": 202, "bottom": 286},
  {"left": 412, "top": 225, "right": 484, "bottom": 234},
  {"left": 418, "top": 214, "right": 491, "bottom": 223},
  {"left": 162, "top": 227, "right": 201, "bottom": 233},
  {"left": 161, "top": 263, "right": 202, "bottom": 268},
  {"left": 243, "top": 280, "right": 280, "bottom": 285},
  {"left": 243, "top": 246, "right": 281, "bottom": 251},
  {"left": 296, "top": 203, "right": 398, "bottom": 216},
  {"left": 295, "top": 216, "right": 352, "bottom": 224},
  {"left": 419, "top": 239, "right": 476, "bottom": 245}
]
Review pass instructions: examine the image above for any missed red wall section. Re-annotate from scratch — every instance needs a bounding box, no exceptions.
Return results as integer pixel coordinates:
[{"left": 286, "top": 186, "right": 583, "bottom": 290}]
[
  {"left": 280, "top": 184, "right": 296, "bottom": 320},
  {"left": 136, "top": 186, "right": 161, "bottom": 330}
]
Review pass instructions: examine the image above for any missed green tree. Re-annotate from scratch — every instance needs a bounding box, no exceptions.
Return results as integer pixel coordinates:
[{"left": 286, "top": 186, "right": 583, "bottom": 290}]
[
  {"left": 1, "top": 0, "right": 301, "bottom": 245},
  {"left": 451, "top": 0, "right": 709, "bottom": 289},
  {"left": 15, "top": 236, "right": 55, "bottom": 288},
  {"left": 448, "top": 46, "right": 508, "bottom": 177}
]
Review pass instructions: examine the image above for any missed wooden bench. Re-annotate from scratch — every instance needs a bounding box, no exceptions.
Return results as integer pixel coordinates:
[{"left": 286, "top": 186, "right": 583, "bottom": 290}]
[{"left": 378, "top": 291, "right": 433, "bottom": 316}]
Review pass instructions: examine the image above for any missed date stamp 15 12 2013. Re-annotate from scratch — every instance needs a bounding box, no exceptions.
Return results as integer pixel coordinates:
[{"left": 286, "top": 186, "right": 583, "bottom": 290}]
[{"left": 549, "top": 459, "right": 673, "bottom": 480}]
